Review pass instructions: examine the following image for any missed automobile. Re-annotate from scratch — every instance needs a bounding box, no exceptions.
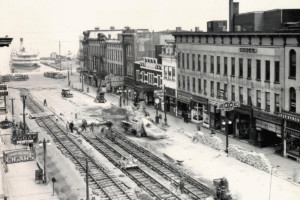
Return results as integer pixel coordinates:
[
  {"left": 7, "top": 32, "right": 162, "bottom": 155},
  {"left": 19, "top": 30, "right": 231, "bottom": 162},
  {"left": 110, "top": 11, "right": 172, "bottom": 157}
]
[
  {"left": 61, "top": 88, "right": 73, "bottom": 98},
  {"left": 55, "top": 73, "right": 67, "bottom": 79}
]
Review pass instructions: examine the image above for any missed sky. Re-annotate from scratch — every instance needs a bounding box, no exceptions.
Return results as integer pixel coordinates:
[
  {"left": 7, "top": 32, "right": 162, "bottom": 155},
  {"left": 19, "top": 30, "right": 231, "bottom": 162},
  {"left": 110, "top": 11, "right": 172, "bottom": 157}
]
[{"left": 0, "top": 0, "right": 300, "bottom": 57}]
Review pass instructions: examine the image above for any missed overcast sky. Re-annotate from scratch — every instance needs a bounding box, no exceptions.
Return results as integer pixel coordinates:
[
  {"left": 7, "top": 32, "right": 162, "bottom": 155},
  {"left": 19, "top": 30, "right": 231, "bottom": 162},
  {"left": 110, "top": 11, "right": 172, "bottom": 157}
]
[{"left": 1, "top": 0, "right": 299, "bottom": 56}]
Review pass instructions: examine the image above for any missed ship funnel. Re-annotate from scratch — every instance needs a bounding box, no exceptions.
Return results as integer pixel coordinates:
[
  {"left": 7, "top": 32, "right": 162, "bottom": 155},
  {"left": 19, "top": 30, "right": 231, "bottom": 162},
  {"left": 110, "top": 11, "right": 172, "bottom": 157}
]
[{"left": 20, "top": 38, "right": 24, "bottom": 51}]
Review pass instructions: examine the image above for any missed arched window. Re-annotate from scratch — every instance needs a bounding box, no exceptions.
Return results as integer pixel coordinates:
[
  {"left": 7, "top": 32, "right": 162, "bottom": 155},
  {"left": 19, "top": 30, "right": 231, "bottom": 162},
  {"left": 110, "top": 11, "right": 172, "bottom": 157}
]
[
  {"left": 289, "top": 49, "right": 296, "bottom": 78},
  {"left": 290, "top": 87, "right": 296, "bottom": 112}
]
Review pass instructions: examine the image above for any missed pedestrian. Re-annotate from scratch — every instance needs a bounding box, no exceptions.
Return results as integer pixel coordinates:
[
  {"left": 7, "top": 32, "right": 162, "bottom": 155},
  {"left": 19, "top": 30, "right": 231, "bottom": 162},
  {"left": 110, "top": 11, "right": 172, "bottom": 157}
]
[
  {"left": 43, "top": 99, "right": 47, "bottom": 106},
  {"left": 179, "top": 176, "right": 185, "bottom": 194},
  {"left": 69, "top": 121, "right": 74, "bottom": 133},
  {"left": 90, "top": 123, "right": 94, "bottom": 133},
  {"left": 75, "top": 113, "right": 77, "bottom": 119},
  {"left": 81, "top": 119, "right": 87, "bottom": 131}
]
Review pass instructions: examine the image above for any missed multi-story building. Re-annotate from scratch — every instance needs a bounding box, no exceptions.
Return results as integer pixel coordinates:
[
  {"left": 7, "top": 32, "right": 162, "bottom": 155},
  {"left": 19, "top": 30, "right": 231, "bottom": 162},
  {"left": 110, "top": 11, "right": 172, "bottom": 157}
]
[
  {"left": 207, "top": 20, "right": 227, "bottom": 32},
  {"left": 161, "top": 39, "right": 177, "bottom": 115},
  {"left": 172, "top": 31, "right": 300, "bottom": 161}
]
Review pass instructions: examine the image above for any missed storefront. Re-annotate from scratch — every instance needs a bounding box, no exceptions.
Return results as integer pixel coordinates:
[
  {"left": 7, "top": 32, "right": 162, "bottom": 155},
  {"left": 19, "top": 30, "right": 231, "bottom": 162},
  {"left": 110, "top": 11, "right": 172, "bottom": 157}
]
[
  {"left": 254, "top": 111, "right": 283, "bottom": 148},
  {"left": 165, "top": 87, "right": 176, "bottom": 115},
  {"left": 190, "top": 95, "right": 208, "bottom": 124},
  {"left": 208, "top": 100, "right": 222, "bottom": 130},
  {"left": 177, "top": 90, "right": 191, "bottom": 119},
  {"left": 234, "top": 105, "right": 253, "bottom": 140}
]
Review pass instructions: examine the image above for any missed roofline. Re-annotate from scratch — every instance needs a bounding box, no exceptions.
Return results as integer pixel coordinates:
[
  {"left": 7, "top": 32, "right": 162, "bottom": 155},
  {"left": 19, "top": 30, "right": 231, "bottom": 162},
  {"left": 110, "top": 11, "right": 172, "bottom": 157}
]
[{"left": 171, "top": 31, "right": 300, "bottom": 37}]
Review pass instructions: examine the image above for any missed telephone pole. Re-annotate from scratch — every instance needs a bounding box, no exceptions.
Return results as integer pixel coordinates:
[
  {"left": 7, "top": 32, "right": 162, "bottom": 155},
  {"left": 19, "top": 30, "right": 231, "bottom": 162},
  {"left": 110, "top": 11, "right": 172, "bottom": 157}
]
[
  {"left": 86, "top": 158, "right": 89, "bottom": 200},
  {"left": 21, "top": 95, "right": 27, "bottom": 134},
  {"left": 9, "top": 98, "right": 15, "bottom": 116}
]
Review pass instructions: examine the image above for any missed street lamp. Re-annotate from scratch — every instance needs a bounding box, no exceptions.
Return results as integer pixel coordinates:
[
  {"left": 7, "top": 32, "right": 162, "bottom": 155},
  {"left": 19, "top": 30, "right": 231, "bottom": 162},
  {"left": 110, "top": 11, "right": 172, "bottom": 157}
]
[
  {"left": 39, "top": 139, "right": 51, "bottom": 183},
  {"left": 155, "top": 98, "right": 160, "bottom": 124},
  {"left": 222, "top": 119, "right": 232, "bottom": 154}
]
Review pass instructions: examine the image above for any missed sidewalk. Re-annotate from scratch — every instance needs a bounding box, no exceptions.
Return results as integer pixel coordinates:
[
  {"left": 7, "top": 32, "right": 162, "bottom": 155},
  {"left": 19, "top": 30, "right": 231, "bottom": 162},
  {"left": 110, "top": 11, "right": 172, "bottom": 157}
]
[{"left": 70, "top": 74, "right": 300, "bottom": 185}]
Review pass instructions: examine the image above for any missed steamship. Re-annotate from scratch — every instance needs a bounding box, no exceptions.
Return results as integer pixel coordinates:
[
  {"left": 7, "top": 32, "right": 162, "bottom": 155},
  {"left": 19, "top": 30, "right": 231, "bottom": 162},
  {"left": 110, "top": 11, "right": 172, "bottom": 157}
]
[{"left": 11, "top": 38, "right": 40, "bottom": 68}]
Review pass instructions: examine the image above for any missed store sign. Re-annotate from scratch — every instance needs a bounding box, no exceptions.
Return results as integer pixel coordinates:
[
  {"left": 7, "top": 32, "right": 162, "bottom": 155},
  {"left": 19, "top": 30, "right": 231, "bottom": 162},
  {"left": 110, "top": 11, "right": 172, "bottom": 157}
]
[
  {"left": 0, "top": 120, "right": 13, "bottom": 129},
  {"left": 286, "top": 129, "right": 300, "bottom": 138},
  {"left": 110, "top": 75, "right": 124, "bottom": 87},
  {"left": 256, "top": 119, "right": 282, "bottom": 134},
  {"left": 0, "top": 91, "right": 8, "bottom": 96},
  {"left": 3, "top": 149, "right": 36, "bottom": 164},
  {"left": 280, "top": 113, "right": 300, "bottom": 123},
  {"left": 0, "top": 84, "right": 7, "bottom": 90},
  {"left": 11, "top": 133, "right": 38, "bottom": 145},
  {"left": 218, "top": 101, "right": 240, "bottom": 111},
  {"left": 239, "top": 48, "right": 257, "bottom": 53}
]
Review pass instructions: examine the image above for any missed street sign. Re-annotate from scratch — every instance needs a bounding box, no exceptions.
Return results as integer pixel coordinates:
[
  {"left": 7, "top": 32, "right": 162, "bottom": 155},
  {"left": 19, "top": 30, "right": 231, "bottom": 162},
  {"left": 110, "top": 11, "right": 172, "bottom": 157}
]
[
  {"left": 218, "top": 101, "right": 240, "bottom": 111},
  {"left": 0, "top": 120, "right": 13, "bottom": 129},
  {"left": 0, "top": 91, "right": 8, "bottom": 96},
  {"left": 3, "top": 149, "right": 36, "bottom": 164}
]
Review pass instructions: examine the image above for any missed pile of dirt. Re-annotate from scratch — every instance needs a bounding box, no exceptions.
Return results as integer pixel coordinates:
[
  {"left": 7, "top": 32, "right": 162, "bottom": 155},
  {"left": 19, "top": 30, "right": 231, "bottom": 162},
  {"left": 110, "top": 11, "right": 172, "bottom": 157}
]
[{"left": 102, "top": 105, "right": 127, "bottom": 116}]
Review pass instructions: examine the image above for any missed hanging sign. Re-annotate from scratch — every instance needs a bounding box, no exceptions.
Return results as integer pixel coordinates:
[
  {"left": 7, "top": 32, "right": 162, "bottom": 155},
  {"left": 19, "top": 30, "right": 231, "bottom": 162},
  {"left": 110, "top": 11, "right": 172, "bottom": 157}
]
[
  {"left": 3, "top": 149, "right": 36, "bottom": 164},
  {"left": 11, "top": 133, "right": 38, "bottom": 145},
  {"left": 0, "top": 120, "right": 13, "bottom": 129}
]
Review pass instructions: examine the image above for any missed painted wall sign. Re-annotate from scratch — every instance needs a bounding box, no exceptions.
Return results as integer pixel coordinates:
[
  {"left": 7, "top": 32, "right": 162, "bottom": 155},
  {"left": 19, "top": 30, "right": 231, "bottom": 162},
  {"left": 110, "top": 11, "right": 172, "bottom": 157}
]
[
  {"left": 11, "top": 133, "right": 38, "bottom": 145},
  {"left": 3, "top": 149, "right": 36, "bottom": 164},
  {"left": 256, "top": 119, "right": 282, "bottom": 134},
  {"left": 0, "top": 120, "right": 13, "bottom": 129},
  {"left": 239, "top": 48, "right": 257, "bottom": 53}
]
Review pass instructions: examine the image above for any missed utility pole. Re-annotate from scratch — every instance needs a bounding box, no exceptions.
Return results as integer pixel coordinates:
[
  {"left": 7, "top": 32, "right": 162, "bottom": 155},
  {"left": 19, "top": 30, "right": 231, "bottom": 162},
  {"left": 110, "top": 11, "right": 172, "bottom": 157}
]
[
  {"left": 21, "top": 95, "right": 27, "bottom": 134},
  {"left": 86, "top": 158, "right": 89, "bottom": 200},
  {"left": 163, "top": 85, "right": 168, "bottom": 126},
  {"left": 59, "top": 41, "right": 61, "bottom": 71},
  {"left": 68, "top": 70, "right": 70, "bottom": 86},
  {"left": 10, "top": 98, "right": 15, "bottom": 115}
]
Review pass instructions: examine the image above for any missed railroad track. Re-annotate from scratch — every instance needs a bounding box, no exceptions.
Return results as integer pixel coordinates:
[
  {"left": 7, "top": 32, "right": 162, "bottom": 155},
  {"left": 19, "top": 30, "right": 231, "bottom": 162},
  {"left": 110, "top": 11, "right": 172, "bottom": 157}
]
[{"left": 25, "top": 95, "right": 134, "bottom": 200}]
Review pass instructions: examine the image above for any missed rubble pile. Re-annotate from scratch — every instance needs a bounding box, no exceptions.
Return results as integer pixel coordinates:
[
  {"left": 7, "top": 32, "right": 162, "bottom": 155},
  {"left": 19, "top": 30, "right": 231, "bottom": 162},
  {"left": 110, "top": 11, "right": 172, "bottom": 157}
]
[
  {"left": 228, "top": 144, "right": 272, "bottom": 173},
  {"left": 192, "top": 131, "right": 224, "bottom": 151}
]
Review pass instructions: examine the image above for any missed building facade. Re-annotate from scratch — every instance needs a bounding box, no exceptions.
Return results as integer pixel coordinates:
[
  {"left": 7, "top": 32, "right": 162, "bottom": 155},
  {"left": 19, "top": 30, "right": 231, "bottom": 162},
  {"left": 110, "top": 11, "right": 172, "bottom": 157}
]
[
  {"left": 207, "top": 20, "right": 227, "bottom": 32},
  {"left": 172, "top": 31, "right": 300, "bottom": 161}
]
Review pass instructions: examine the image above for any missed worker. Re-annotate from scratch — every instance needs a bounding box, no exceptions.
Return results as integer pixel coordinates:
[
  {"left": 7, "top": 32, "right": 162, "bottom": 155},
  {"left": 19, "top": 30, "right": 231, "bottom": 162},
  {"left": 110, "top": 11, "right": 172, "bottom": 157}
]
[
  {"left": 69, "top": 121, "right": 74, "bottom": 133},
  {"left": 90, "top": 123, "right": 94, "bottom": 133},
  {"left": 43, "top": 99, "right": 47, "bottom": 106},
  {"left": 179, "top": 176, "right": 185, "bottom": 194}
]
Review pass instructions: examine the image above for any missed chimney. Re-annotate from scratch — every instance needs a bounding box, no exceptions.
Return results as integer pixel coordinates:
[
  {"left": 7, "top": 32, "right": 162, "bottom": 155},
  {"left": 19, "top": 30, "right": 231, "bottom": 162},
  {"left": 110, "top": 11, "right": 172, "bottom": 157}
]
[
  {"left": 195, "top": 27, "right": 200, "bottom": 32},
  {"left": 110, "top": 26, "right": 115, "bottom": 30},
  {"left": 108, "top": 34, "right": 111, "bottom": 39},
  {"left": 233, "top": 2, "right": 239, "bottom": 15},
  {"left": 229, "top": 0, "right": 233, "bottom": 32},
  {"left": 20, "top": 38, "right": 23, "bottom": 50},
  {"left": 176, "top": 27, "right": 182, "bottom": 32},
  {"left": 95, "top": 26, "right": 100, "bottom": 30}
]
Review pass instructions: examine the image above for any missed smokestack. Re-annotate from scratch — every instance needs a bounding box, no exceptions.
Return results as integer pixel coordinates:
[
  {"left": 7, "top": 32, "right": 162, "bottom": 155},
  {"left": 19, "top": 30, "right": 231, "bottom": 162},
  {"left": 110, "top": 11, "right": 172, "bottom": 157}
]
[
  {"left": 233, "top": 2, "right": 239, "bottom": 15},
  {"left": 20, "top": 38, "right": 23, "bottom": 51},
  {"left": 229, "top": 0, "right": 233, "bottom": 32}
]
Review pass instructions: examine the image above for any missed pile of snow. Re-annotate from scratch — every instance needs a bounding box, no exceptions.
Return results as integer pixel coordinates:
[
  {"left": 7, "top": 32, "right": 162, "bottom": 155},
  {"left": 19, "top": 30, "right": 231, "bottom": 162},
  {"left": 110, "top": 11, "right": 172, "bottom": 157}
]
[
  {"left": 192, "top": 131, "right": 223, "bottom": 151},
  {"left": 228, "top": 144, "right": 272, "bottom": 173}
]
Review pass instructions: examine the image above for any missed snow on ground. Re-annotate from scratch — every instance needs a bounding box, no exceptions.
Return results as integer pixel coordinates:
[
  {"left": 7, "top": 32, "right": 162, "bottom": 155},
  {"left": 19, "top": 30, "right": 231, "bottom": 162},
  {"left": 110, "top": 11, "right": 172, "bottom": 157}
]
[{"left": 6, "top": 64, "right": 300, "bottom": 200}]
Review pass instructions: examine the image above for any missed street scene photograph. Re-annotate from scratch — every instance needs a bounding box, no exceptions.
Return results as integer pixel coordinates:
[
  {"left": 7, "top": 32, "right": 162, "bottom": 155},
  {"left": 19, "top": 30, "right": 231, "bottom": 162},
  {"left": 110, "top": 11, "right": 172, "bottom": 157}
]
[{"left": 1, "top": 0, "right": 300, "bottom": 199}]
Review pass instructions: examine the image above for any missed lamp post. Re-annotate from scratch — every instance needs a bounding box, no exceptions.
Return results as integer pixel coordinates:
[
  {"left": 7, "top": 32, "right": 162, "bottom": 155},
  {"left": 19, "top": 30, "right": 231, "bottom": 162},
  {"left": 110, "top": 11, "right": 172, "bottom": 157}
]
[
  {"left": 39, "top": 139, "right": 51, "bottom": 183},
  {"left": 10, "top": 97, "right": 15, "bottom": 116},
  {"left": 20, "top": 94, "right": 27, "bottom": 134},
  {"left": 155, "top": 98, "right": 160, "bottom": 124},
  {"left": 163, "top": 85, "right": 168, "bottom": 126},
  {"left": 222, "top": 118, "right": 232, "bottom": 154}
]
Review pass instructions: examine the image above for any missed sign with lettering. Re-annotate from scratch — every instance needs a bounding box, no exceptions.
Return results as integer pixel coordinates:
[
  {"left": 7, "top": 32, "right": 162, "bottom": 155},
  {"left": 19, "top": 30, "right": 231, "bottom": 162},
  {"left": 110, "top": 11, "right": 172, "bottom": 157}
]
[
  {"left": 11, "top": 133, "right": 38, "bottom": 145},
  {"left": 0, "top": 120, "right": 13, "bottom": 129},
  {"left": 110, "top": 75, "right": 124, "bottom": 87},
  {"left": 286, "top": 128, "right": 300, "bottom": 138},
  {"left": 239, "top": 48, "right": 257, "bottom": 53},
  {"left": 3, "top": 149, "right": 36, "bottom": 164},
  {"left": 256, "top": 119, "right": 282, "bottom": 134},
  {"left": 218, "top": 101, "right": 240, "bottom": 111},
  {"left": 0, "top": 84, "right": 7, "bottom": 90},
  {"left": 0, "top": 91, "right": 8, "bottom": 96},
  {"left": 280, "top": 113, "right": 300, "bottom": 123}
]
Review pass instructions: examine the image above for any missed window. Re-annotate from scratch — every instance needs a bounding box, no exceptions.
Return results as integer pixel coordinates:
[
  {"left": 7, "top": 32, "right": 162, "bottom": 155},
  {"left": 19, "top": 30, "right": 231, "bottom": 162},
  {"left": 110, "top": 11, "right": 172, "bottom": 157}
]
[
  {"left": 204, "top": 80, "right": 207, "bottom": 94},
  {"left": 275, "top": 61, "right": 280, "bottom": 83},
  {"left": 198, "top": 55, "right": 201, "bottom": 71},
  {"left": 182, "top": 75, "right": 185, "bottom": 90},
  {"left": 239, "top": 58, "right": 243, "bottom": 77},
  {"left": 231, "top": 85, "right": 235, "bottom": 101},
  {"left": 224, "top": 84, "right": 228, "bottom": 100},
  {"left": 192, "top": 54, "right": 195, "bottom": 71},
  {"left": 290, "top": 87, "right": 296, "bottom": 112},
  {"left": 182, "top": 53, "right": 185, "bottom": 68},
  {"left": 217, "top": 82, "right": 220, "bottom": 98},
  {"left": 217, "top": 56, "right": 220, "bottom": 74},
  {"left": 265, "top": 60, "right": 270, "bottom": 82},
  {"left": 172, "top": 67, "right": 175, "bottom": 80},
  {"left": 247, "top": 88, "right": 252, "bottom": 106},
  {"left": 289, "top": 49, "right": 296, "bottom": 78},
  {"left": 204, "top": 55, "right": 207, "bottom": 72},
  {"left": 247, "top": 59, "right": 251, "bottom": 79},
  {"left": 265, "top": 92, "right": 270, "bottom": 111},
  {"left": 187, "top": 53, "right": 189, "bottom": 69},
  {"left": 239, "top": 87, "right": 243, "bottom": 103},
  {"left": 178, "top": 75, "right": 181, "bottom": 88},
  {"left": 168, "top": 66, "right": 172, "bottom": 79},
  {"left": 210, "top": 81, "right": 214, "bottom": 97},
  {"left": 187, "top": 76, "right": 190, "bottom": 91},
  {"left": 231, "top": 57, "right": 235, "bottom": 76},
  {"left": 256, "top": 60, "right": 261, "bottom": 80},
  {"left": 141, "top": 72, "right": 144, "bottom": 81},
  {"left": 224, "top": 57, "right": 228, "bottom": 76},
  {"left": 178, "top": 53, "right": 181, "bottom": 68},
  {"left": 164, "top": 66, "right": 168, "bottom": 78},
  {"left": 136, "top": 70, "right": 140, "bottom": 80},
  {"left": 210, "top": 56, "right": 214, "bottom": 73},
  {"left": 257, "top": 90, "right": 261, "bottom": 108},
  {"left": 192, "top": 77, "right": 196, "bottom": 92},
  {"left": 198, "top": 78, "right": 201, "bottom": 93},
  {"left": 275, "top": 94, "right": 280, "bottom": 113}
]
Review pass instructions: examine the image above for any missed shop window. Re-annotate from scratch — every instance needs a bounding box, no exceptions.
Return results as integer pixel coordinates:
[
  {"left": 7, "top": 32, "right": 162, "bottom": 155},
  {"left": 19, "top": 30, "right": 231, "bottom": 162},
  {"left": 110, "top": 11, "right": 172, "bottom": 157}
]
[
  {"left": 265, "top": 92, "right": 270, "bottom": 111},
  {"left": 192, "top": 77, "right": 196, "bottom": 92},
  {"left": 210, "top": 56, "right": 214, "bottom": 73},
  {"left": 217, "top": 56, "right": 220, "bottom": 74},
  {"left": 224, "top": 57, "right": 228, "bottom": 76},
  {"left": 247, "top": 88, "right": 252, "bottom": 106},
  {"left": 204, "top": 80, "right": 207, "bottom": 95},
  {"left": 192, "top": 54, "right": 195, "bottom": 71},
  {"left": 275, "top": 94, "right": 280, "bottom": 113},
  {"left": 289, "top": 49, "right": 296, "bottom": 79},
  {"left": 274, "top": 61, "right": 280, "bottom": 83},
  {"left": 239, "top": 58, "right": 243, "bottom": 78},
  {"left": 256, "top": 60, "right": 261, "bottom": 80},
  {"left": 203, "top": 55, "right": 207, "bottom": 72},
  {"left": 198, "top": 55, "right": 201, "bottom": 71},
  {"left": 247, "top": 59, "right": 251, "bottom": 79},
  {"left": 239, "top": 87, "right": 243, "bottom": 103},
  {"left": 232, "top": 85, "right": 235, "bottom": 101},
  {"left": 182, "top": 75, "right": 185, "bottom": 90},
  {"left": 187, "top": 76, "right": 190, "bottom": 91},
  {"left": 210, "top": 81, "right": 214, "bottom": 97},
  {"left": 231, "top": 57, "right": 235, "bottom": 77},
  {"left": 178, "top": 75, "right": 181, "bottom": 88},
  {"left": 290, "top": 87, "right": 296, "bottom": 112},
  {"left": 187, "top": 53, "right": 189, "bottom": 69},
  {"left": 257, "top": 90, "right": 261, "bottom": 108},
  {"left": 198, "top": 78, "right": 201, "bottom": 93},
  {"left": 265, "top": 60, "right": 270, "bottom": 82}
]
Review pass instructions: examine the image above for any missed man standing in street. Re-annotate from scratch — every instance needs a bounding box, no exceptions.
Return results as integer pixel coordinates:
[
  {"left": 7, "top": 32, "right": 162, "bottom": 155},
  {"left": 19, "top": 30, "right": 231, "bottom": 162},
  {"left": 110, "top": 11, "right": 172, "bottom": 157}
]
[
  {"left": 69, "top": 121, "right": 74, "bottom": 133},
  {"left": 43, "top": 99, "right": 47, "bottom": 106}
]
